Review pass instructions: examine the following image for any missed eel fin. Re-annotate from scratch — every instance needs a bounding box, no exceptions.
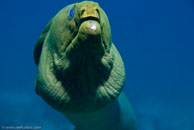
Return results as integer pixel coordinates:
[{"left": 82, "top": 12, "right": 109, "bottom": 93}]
[{"left": 33, "top": 18, "right": 53, "bottom": 65}]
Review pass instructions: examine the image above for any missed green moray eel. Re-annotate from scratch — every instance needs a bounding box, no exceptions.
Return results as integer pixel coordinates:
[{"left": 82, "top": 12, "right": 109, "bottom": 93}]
[{"left": 34, "top": 1, "right": 137, "bottom": 130}]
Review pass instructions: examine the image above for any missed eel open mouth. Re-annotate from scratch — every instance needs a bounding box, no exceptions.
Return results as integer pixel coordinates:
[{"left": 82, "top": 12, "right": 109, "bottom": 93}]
[{"left": 80, "top": 16, "right": 100, "bottom": 24}]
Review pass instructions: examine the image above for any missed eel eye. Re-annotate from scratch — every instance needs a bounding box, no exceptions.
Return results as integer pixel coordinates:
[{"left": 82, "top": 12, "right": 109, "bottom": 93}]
[{"left": 68, "top": 7, "right": 74, "bottom": 20}]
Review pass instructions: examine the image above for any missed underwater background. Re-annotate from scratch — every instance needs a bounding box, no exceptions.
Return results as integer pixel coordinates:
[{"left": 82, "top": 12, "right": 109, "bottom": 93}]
[{"left": 0, "top": 0, "right": 194, "bottom": 130}]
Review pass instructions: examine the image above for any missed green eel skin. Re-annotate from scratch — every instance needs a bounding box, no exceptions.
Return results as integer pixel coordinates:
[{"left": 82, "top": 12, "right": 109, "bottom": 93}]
[{"left": 33, "top": 1, "right": 137, "bottom": 130}]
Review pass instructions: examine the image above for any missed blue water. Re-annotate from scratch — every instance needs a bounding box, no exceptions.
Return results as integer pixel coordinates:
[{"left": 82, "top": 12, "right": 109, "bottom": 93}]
[{"left": 0, "top": 0, "right": 194, "bottom": 130}]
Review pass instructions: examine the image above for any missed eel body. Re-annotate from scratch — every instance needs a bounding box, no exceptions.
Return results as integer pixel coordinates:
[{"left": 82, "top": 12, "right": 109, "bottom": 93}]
[{"left": 34, "top": 1, "right": 137, "bottom": 130}]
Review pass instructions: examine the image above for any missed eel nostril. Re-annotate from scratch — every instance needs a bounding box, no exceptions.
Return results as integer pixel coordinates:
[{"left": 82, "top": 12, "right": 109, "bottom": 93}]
[
  {"left": 96, "top": 7, "right": 99, "bottom": 14},
  {"left": 81, "top": 7, "right": 85, "bottom": 15}
]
